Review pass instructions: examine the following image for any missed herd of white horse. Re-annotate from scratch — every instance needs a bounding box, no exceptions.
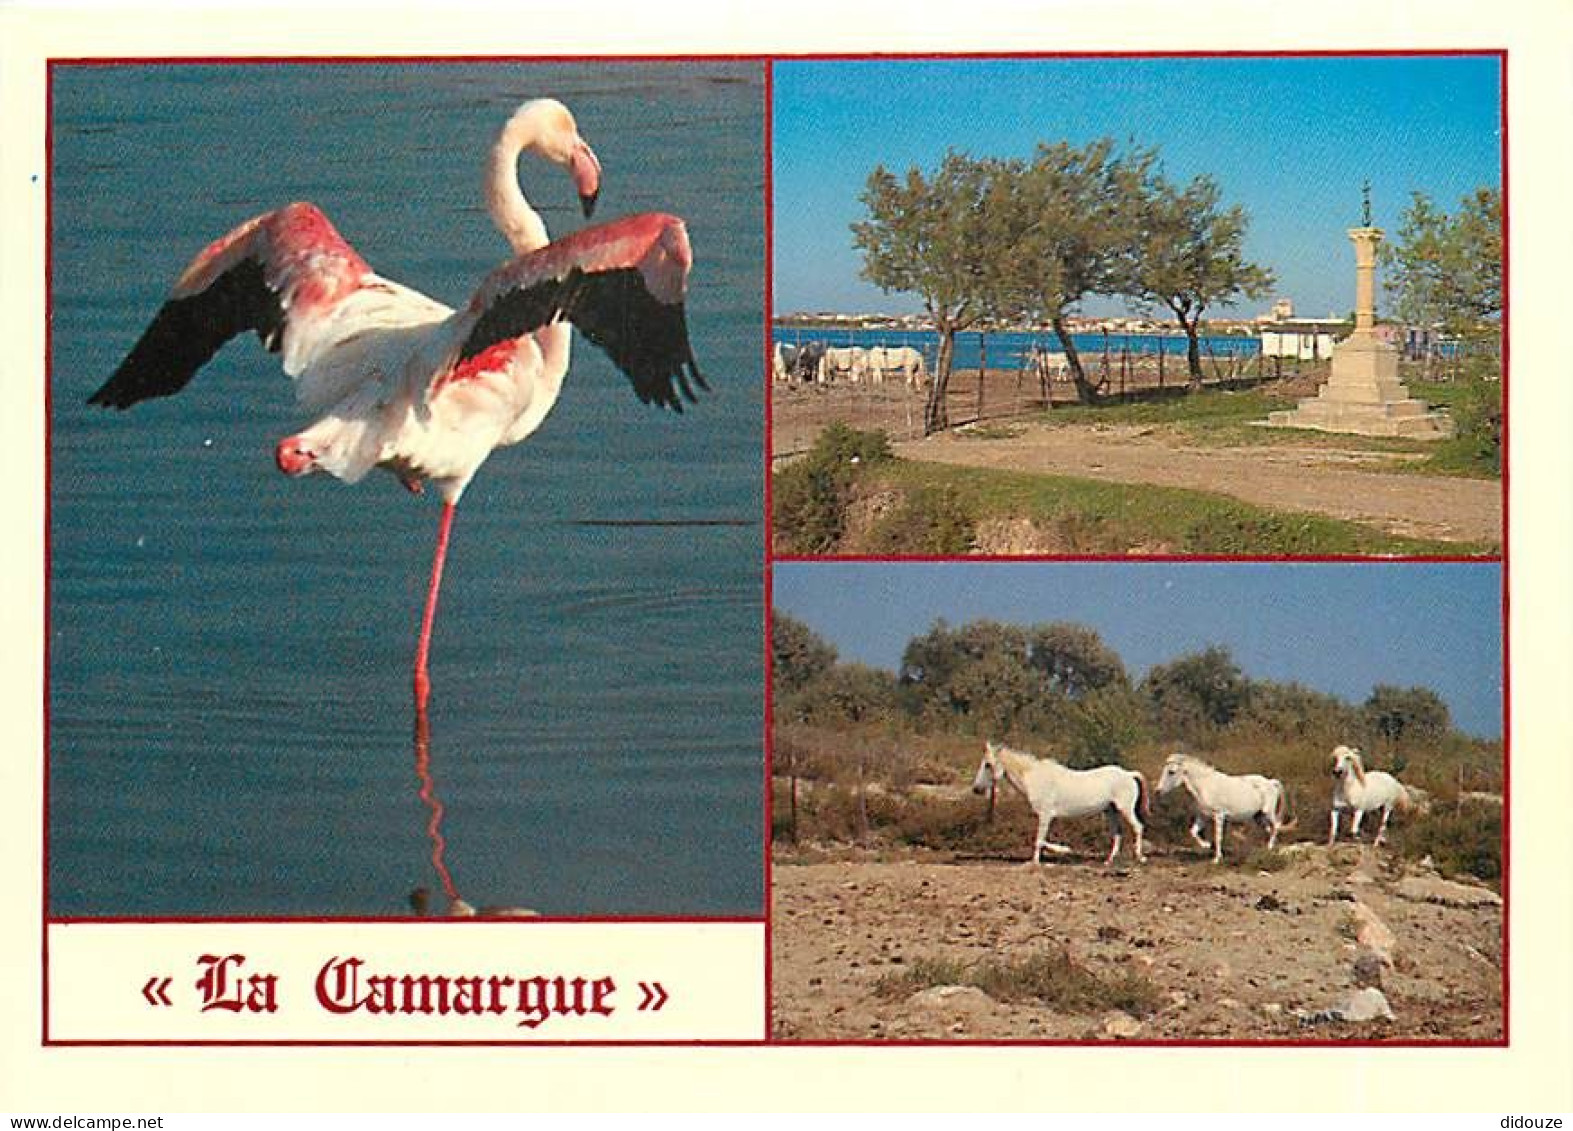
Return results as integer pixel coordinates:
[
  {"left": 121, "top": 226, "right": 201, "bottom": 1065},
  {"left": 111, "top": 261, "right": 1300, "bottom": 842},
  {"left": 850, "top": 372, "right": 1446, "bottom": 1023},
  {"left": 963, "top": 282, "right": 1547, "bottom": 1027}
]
[
  {"left": 772, "top": 342, "right": 929, "bottom": 389},
  {"left": 971, "top": 741, "right": 1419, "bottom": 866}
]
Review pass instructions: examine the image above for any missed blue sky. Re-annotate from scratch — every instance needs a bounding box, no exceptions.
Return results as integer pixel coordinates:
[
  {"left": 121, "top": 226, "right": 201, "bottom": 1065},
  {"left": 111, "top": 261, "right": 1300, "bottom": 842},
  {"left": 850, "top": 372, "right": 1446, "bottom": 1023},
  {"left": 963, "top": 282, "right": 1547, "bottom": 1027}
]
[
  {"left": 773, "top": 561, "right": 1503, "bottom": 738},
  {"left": 773, "top": 55, "right": 1502, "bottom": 319}
]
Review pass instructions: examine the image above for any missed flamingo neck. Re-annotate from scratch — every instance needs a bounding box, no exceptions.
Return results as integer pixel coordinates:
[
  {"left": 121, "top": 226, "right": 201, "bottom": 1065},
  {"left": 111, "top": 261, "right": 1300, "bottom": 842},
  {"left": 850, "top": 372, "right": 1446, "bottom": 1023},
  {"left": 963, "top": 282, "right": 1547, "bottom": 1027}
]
[{"left": 486, "top": 114, "right": 551, "bottom": 255}]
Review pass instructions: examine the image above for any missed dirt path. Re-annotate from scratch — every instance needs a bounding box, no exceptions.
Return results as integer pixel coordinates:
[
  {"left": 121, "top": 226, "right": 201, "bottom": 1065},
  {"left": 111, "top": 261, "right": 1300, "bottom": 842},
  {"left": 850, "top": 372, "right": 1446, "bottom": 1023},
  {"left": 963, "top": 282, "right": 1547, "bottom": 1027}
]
[
  {"left": 894, "top": 423, "right": 1501, "bottom": 546},
  {"left": 771, "top": 850, "right": 1503, "bottom": 1042}
]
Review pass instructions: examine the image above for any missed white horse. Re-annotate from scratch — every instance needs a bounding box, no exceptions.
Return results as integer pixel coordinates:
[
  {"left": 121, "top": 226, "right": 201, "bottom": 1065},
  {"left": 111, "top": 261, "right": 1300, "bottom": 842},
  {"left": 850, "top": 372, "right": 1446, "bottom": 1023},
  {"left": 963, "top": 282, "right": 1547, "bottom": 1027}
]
[
  {"left": 1328, "top": 745, "right": 1413, "bottom": 847},
  {"left": 863, "top": 345, "right": 927, "bottom": 388},
  {"left": 817, "top": 346, "right": 867, "bottom": 384},
  {"left": 971, "top": 740, "right": 1148, "bottom": 866},
  {"left": 1155, "top": 751, "right": 1293, "bottom": 863}
]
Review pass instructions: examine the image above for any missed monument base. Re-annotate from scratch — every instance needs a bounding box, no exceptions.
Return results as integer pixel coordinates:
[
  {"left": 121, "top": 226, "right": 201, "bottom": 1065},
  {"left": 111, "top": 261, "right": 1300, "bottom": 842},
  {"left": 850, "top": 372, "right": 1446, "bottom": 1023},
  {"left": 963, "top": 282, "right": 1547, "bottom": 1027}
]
[{"left": 1265, "top": 331, "right": 1453, "bottom": 440}]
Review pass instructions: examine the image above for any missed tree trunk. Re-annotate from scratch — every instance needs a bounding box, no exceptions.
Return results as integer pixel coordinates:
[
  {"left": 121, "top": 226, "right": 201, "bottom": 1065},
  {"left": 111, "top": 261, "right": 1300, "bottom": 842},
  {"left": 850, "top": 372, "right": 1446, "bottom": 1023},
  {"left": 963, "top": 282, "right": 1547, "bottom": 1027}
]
[
  {"left": 1050, "top": 313, "right": 1098, "bottom": 404},
  {"left": 976, "top": 331, "right": 987, "bottom": 421},
  {"left": 1179, "top": 312, "right": 1205, "bottom": 389},
  {"left": 925, "top": 329, "right": 957, "bottom": 434}
]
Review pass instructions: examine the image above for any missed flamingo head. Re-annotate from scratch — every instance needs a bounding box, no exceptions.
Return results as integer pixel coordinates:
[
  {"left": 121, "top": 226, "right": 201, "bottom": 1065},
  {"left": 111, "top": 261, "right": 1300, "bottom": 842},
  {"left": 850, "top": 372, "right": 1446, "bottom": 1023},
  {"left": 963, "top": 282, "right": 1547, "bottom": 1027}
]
[
  {"left": 275, "top": 435, "right": 316, "bottom": 477},
  {"left": 509, "top": 98, "right": 602, "bottom": 218}
]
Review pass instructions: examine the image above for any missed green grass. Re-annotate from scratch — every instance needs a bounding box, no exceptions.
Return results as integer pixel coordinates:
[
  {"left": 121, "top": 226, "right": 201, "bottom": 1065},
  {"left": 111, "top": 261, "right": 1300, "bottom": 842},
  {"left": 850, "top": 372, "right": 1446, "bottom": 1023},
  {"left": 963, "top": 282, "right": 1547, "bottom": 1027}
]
[
  {"left": 1406, "top": 380, "right": 1502, "bottom": 480},
  {"left": 870, "top": 459, "right": 1492, "bottom": 556},
  {"left": 1041, "top": 388, "right": 1294, "bottom": 429},
  {"left": 1038, "top": 386, "right": 1500, "bottom": 480}
]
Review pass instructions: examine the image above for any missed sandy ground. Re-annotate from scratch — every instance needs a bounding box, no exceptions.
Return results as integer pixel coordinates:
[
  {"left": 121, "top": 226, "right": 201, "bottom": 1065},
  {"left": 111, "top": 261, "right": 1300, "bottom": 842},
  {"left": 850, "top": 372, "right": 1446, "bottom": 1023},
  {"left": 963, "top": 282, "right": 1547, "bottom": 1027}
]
[
  {"left": 771, "top": 848, "right": 1503, "bottom": 1042},
  {"left": 896, "top": 423, "right": 1501, "bottom": 546}
]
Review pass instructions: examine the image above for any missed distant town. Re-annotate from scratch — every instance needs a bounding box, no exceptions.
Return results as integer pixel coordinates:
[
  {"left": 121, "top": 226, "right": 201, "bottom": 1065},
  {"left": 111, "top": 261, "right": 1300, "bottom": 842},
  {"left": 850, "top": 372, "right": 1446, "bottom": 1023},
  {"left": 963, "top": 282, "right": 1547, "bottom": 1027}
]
[{"left": 773, "top": 298, "right": 1350, "bottom": 338}]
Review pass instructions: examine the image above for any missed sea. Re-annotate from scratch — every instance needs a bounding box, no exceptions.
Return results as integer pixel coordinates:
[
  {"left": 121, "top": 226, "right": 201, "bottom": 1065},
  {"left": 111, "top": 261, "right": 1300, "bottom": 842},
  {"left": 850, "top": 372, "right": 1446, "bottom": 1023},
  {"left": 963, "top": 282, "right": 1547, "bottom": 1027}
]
[
  {"left": 772, "top": 326, "right": 1262, "bottom": 372},
  {"left": 48, "top": 62, "right": 765, "bottom": 917}
]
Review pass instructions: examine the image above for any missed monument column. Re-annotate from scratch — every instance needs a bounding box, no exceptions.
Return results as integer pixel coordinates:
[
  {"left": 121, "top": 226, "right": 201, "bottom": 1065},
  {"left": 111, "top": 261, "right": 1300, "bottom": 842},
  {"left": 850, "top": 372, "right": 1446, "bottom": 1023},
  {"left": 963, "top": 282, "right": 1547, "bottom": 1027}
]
[
  {"left": 1350, "top": 226, "right": 1381, "bottom": 333},
  {"left": 1266, "top": 190, "right": 1452, "bottom": 439}
]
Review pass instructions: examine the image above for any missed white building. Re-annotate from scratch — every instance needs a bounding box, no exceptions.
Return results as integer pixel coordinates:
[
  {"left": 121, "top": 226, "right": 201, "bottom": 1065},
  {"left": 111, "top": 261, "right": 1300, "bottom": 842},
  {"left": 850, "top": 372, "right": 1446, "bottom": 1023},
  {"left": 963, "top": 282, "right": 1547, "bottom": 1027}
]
[{"left": 1259, "top": 316, "right": 1347, "bottom": 360}]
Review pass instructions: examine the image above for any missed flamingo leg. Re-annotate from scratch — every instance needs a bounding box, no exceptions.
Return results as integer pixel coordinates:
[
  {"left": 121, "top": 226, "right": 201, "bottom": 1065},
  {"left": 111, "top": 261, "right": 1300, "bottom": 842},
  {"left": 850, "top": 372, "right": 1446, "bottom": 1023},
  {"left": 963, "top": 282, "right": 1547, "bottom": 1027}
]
[{"left": 414, "top": 501, "right": 457, "bottom": 712}]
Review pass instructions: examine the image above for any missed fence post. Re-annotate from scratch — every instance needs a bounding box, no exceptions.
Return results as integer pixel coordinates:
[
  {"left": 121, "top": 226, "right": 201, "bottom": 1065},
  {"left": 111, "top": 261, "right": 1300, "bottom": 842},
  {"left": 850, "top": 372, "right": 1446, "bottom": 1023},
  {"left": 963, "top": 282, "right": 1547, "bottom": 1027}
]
[{"left": 977, "top": 330, "right": 987, "bottom": 422}]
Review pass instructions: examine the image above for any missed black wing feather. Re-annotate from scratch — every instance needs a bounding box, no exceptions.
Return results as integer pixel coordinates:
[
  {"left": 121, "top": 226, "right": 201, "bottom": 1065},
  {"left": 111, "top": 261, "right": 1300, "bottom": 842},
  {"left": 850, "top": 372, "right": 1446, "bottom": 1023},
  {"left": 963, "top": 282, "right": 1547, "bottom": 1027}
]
[
  {"left": 88, "top": 257, "right": 284, "bottom": 409},
  {"left": 458, "top": 267, "right": 705, "bottom": 412}
]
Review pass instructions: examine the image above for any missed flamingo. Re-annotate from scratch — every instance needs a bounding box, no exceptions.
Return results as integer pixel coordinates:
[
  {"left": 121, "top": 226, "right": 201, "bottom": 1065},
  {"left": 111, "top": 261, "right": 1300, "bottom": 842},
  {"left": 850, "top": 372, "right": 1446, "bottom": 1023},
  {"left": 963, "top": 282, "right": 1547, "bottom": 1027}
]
[{"left": 87, "top": 97, "right": 705, "bottom": 716}]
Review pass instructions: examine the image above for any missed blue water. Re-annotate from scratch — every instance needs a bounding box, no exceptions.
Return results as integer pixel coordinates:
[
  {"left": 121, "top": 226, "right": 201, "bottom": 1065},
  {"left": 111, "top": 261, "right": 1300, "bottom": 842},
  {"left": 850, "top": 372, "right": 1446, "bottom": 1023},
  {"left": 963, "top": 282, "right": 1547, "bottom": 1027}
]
[
  {"left": 50, "top": 63, "right": 765, "bottom": 917},
  {"left": 772, "top": 327, "right": 1261, "bottom": 372}
]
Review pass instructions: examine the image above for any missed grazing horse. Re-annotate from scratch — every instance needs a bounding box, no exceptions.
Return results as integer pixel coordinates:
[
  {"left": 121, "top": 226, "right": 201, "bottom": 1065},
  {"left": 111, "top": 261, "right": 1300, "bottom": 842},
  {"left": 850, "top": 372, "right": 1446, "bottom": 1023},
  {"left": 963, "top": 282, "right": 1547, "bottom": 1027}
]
[
  {"left": 1328, "top": 745, "right": 1413, "bottom": 847},
  {"left": 783, "top": 341, "right": 825, "bottom": 384},
  {"left": 1155, "top": 751, "right": 1293, "bottom": 863},
  {"left": 862, "top": 345, "right": 927, "bottom": 388},
  {"left": 817, "top": 346, "right": 868, "bottom": 384},
  {"left": 971, "top": 740, "right": 1148, "bottom": 866}
]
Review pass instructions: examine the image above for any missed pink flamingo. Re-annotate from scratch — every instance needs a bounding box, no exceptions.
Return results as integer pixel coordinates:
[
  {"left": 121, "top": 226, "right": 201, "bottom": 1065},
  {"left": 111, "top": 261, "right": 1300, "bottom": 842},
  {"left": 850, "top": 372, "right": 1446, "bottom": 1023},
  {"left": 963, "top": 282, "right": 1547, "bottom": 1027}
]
[{"left": 89, "top": 98, "right": 704, "bottom": 719}]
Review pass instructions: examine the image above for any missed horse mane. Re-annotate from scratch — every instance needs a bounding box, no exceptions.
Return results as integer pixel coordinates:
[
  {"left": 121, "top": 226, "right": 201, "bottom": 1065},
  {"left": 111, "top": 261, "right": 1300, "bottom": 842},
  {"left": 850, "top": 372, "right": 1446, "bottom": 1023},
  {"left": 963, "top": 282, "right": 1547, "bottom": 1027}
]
[{"left": 993, "top": 741, "right": 1060, "bottom": 768}]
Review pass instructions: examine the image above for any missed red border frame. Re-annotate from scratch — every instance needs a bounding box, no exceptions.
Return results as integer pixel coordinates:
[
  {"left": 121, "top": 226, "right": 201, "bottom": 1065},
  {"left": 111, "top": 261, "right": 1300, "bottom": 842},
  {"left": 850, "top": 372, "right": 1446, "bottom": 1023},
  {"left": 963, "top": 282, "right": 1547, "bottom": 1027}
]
[{"left": 42, "top": 49, "right": 1508, "bottom": 1051}]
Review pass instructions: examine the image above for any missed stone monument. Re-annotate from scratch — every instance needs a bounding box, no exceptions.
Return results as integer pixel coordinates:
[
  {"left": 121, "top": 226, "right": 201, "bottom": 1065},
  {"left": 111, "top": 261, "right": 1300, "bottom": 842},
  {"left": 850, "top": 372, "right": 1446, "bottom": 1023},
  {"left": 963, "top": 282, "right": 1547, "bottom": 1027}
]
[{"left": 1267, "top": 186, "right": 1452, "bottom": 439}]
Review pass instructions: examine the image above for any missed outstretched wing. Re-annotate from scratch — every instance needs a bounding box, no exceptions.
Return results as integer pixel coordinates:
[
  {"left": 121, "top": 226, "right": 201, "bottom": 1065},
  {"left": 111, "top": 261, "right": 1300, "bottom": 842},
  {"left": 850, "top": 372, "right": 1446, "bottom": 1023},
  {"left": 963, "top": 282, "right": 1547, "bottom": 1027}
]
[
  {"left": 88, "top": 202, "right": 373, "bottom": 409},
  {"left": 450, "top": 213, "right": 704, "bottom": 411}
]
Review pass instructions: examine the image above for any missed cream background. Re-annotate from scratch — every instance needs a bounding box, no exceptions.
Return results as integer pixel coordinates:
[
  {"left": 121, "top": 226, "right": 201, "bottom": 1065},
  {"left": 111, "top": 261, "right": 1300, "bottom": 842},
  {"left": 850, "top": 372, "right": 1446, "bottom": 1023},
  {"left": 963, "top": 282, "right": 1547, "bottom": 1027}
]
[{"left": 3, "top": 0, "right": 1570, "bottom": 1113}]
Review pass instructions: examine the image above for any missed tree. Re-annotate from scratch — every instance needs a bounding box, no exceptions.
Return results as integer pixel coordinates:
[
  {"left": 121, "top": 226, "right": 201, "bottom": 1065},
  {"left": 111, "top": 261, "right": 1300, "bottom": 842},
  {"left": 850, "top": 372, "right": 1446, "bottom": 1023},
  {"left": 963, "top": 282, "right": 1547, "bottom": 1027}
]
[
  {"left": 771, "top": 610, "right": 836, "bottom": 696},
  {"left": 852, "top": 153, "right": 1018, "bottom": 433},
  {"left": 1124, "top": 173, "right": 1274, "bottom": 388},
  {"left": 1026, "top": 622, "right": 1128, "bottom": 698},
  {"left": 898, "top": 618, "right": 1128, "bottom": 740},
  {"left": 1363, "top": 684, "right": 1453, "bottom": 748},
  {"left": 1382, "top": 187, "right": 1502, "bottom": 338},
  {"left": 899, "top": 618, "right": 1031, "bottom": 722},
  {"left": 1062, "top": 683, "right": 1152, "bottom": 769},
  {"left": 996, "top": 140, "right": 1159, "bottom": 403},
  {"left": 789, "top": 663, "right": 899, "bottom": 727},
  {"left": 1142, "top": 645, "right": 1250, "bottom": 740}
]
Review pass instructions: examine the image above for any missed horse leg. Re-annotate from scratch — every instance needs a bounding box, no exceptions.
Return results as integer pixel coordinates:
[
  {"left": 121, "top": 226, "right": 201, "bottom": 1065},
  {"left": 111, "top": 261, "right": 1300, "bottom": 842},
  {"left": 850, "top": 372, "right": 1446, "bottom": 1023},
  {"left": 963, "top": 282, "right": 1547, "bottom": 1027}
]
[
  {"left": 1129, "top": 802, "right": 1147, "bottom": 863},
  {"left": 1351, "top": 807, "right": 1366, "bottom": 839},
  {"left": 1265, "top": 811, "right": 1280, "bottom": 851},
  {"left": 1212, "top": 813, "right": 1226, "bottom": 864},
  {"left": 1375, "top": 804, "right": 1392, "bottom": 846},
  {"left": 1032, "top": 812, "right": 1051, "bottom": 864},
  {"left": 1104, "top": 809, "right": 1122, "bottom": 866},
  {"left": 1189, "top": 817, "right": 1210, "bottom": 850},
  {"left": 1328, "top": 807, "right": 1341, "bottom": 846}
]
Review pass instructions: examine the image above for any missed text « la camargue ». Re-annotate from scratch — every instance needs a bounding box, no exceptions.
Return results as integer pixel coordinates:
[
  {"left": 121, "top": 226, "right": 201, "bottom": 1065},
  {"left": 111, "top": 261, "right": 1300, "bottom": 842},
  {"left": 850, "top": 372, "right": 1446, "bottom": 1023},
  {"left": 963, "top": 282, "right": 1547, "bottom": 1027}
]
[{"left": 314, "top": 956, "right": 616, "bottom": 1029}]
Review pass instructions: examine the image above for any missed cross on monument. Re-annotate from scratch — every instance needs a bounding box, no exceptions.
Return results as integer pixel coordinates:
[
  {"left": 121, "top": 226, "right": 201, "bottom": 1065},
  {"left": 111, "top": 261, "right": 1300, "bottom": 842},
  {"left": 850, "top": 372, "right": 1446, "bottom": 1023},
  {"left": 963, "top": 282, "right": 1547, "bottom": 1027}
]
[{"left": 1361, "top": 180, "right": 1372, "bottom": 228}]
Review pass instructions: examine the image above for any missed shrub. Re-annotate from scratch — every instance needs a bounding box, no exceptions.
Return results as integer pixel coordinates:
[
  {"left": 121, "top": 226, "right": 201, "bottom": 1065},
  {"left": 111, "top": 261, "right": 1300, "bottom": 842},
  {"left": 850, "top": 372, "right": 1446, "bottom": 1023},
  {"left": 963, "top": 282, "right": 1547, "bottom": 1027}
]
[
  {"left": 1403, "top": 804, "right": 1502, "bottom": 882},
  {"left": 864, "top": 484, "right": 977, "bottom": 554},
  {"left": 772, "top": 424, "right": 894, "bottom": 553},
  {"left": 878, "top": 948, "right": 1161, "bottom": 1017}
]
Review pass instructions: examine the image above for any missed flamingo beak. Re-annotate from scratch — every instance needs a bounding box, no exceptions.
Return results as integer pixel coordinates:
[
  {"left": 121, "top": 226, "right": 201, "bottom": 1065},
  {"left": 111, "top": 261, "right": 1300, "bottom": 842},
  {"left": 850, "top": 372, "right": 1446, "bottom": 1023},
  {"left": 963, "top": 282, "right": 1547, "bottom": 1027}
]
[{"left": 572, "top": 140, "right": 602, "bottom": 219}]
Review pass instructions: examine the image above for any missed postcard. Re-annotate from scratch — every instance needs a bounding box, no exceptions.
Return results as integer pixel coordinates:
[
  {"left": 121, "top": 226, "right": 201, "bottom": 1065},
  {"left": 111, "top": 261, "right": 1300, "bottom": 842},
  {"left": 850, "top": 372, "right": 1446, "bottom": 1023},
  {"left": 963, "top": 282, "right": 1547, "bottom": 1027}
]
[{"left": 2, "top": 0, "right": 1570, "bottom": 1115}]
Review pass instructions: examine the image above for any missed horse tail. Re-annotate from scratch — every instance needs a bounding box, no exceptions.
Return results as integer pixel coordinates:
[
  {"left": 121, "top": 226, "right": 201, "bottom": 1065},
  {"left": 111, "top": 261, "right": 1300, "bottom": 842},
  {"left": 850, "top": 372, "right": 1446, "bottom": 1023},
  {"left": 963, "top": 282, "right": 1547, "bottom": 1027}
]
[
  {"left": 1132, "top": 770, "right": 1150, "bottom": 826},
  {"left": 1275, "top": 780, "right": 1297, "bottom": 831}
]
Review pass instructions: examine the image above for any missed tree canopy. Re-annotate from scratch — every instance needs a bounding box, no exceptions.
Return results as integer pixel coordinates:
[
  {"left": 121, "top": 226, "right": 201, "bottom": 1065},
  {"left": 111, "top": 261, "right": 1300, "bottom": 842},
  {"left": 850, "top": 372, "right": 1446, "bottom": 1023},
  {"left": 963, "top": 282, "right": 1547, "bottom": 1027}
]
[
  {"left": 1382, "top": 186, "right": 1502, "bottom": 337},
  {"left": 853, "top": 152, "right": 1020, "bottom": 432},
  {"left": 1123, "top": 173, "right": 1275, "bottom": 387},
  {"left": 850, "top": 139, "right": 1271, "bottom": 416},
  {"left": 771, "top": 610, "right": 837, "bottom": 696}
]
